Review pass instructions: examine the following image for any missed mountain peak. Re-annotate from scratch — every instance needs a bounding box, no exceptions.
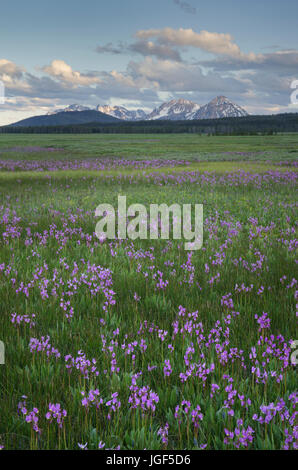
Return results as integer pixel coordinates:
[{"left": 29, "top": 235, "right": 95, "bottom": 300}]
[
  {"left": 193, "top": 96, "right": 248, "bottom": 120},
  {"left": 147, "top": 99, "right": 201, "bottom": 121},
  {"left": 212, "top": 96, "right": 229, "bottom": 103}
]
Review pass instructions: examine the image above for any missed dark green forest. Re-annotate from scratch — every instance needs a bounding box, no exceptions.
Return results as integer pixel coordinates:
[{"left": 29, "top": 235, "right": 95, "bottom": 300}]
[{"left": 1, "top": 112, "right": 298, "bottom": 135}]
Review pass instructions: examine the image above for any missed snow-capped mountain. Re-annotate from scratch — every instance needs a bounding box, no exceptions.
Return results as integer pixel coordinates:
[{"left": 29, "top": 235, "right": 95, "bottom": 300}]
[
  {"left": 147, "top": 99, "right": 201, "bottom": 121},
  {"left": 192, "top": 96, "right": 248, "bottom": 120},
  {"left": 96, "top": 105, "right": 147, "bottom": 121},
  {"left": 45, "top": 97, "right": 249, "bottom": 121},
  {"left": 47, "top": 104, "right": 91, "bottom": 115}
]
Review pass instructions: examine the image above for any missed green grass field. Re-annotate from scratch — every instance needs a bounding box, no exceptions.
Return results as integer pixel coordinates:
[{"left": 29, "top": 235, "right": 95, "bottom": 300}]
[
  {"left": 0, "top": 134, "right": 297, "bottom": 450},
  {"left": 1, "top": 132, "right": 298, "bottom": 161}
]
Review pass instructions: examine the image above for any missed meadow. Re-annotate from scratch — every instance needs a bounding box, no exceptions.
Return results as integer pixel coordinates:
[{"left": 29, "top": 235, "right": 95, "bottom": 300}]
[{"left": 0, "top": 133, "right": 297, "bottom": 450}]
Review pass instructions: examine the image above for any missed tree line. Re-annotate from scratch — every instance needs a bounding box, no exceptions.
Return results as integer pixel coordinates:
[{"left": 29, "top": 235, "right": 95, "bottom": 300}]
[{"left": 1, "top": 113, "right": 298, "bottom": 135}]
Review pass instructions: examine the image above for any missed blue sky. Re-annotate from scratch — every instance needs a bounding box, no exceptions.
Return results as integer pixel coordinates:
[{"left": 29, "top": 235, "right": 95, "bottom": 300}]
[{"left": 1, "top": 0, "right": 298, "bottom": 124}]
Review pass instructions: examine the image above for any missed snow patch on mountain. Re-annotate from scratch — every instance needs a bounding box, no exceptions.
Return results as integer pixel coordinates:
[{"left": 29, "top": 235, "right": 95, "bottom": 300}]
[
  {"left": 96, "top": 105, "right": 147, "bottom": 121},
  {"left": 47, "top": 104, "right": 91, "bottom": 115},
  {"left": 147, "top": 99, "right": 201, "bottom": 121}
]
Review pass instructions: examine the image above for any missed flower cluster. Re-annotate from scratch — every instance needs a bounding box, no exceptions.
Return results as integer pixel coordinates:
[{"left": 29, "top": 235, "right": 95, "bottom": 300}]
[
  {"left": 45, "top": 403, "right": 67, "bottom": 428},
  {"left": 224, "top": 419, "right": 255, "bottom": 448}
]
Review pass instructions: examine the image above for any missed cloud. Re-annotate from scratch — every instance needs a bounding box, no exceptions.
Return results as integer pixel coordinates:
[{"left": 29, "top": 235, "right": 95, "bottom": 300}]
[
  {"left": 0, "top": 57, "right": 160, "bottom": 114},
  {"left": 136, "top": 28, "right": 259, "bottom": 61},
  {"left": 0, "top": 58, "right": 105, "bottom": 111},
  {"left": 95, "top": 42, "right": 126, "bottom": 55},
  {"left": 0, "top": 60, "right": 32, "bottom": 96},
  {"left": 129, "top": 40, "right": 182, "bottom": 62},
  {"left": 0, "top": 59, "right": 24, "bottom": 78},
  {"left": 173, "top": 0, "right": 197, "bottom": 15},
  {"left": 95, "top": 27, "right": 264, "bottom": 64},
  {"left": 0, "top": 95, "right": 60, "bottom": 112},
  {"left": 198, "top": 50, "right": 298, "bottom": 73},
  {"left": 97, "top": 27, "right": 257, "bottom": 63},
  {"left": 127, "top": 57, "right": 247, "bottom": 93},
  {"left": 96, "top": 40, "right": 182, "bottom": 62},
  {"left": 259, "top": 50, "right": 298, "bottom": 70},
  {"left": 42, "top": 60, "right": 101, "bottom": 86}
]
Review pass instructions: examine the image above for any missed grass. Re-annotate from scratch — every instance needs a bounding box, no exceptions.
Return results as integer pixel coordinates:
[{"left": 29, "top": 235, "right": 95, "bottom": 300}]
[
  {"left": 0, "top": 134, "right": 297, "bottom": 450},
  {"left": 1, "top": 132, "right": 298, "bottom": 161}
]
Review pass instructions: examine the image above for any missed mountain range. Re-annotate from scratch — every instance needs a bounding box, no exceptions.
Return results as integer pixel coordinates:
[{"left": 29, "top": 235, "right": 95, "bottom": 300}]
[
  {"left": 96, "top": 105, "right": 147, "bottom": 121},
  {"left": 7, "top": 96, "right": 249, "bottom": 127}
]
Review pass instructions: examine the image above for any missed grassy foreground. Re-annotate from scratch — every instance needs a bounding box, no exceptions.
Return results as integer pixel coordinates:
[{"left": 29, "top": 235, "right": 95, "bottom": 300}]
[{"left": 0, "top": 134, "right": 297, "bottom": 450}]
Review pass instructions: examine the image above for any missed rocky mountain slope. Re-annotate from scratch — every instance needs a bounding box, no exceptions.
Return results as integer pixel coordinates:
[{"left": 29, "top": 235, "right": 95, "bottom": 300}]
[
  {"left": 96, "top": 105, "right": 147, "bottom": 121},
  {"left": 193, "top": 96, "right": 248, "bottom": 119},
  {"left": 146, "top": 99, "right": 201, "bottom": 121}
]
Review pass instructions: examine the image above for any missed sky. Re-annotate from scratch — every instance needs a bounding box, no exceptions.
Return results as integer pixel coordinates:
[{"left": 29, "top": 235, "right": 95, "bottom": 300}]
[{"left": 0, "top": 0, "right": 298, "bottom": 124}]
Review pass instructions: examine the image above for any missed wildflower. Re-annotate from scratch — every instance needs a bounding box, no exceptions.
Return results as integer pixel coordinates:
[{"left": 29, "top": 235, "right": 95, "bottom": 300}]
[
  {"left": 78, "top": 442, "right": 88, "bottom": 450},
  {"left": 210, "top": 383, "right": 220, "bottom": 399},
  {"left": 81, "top": 389, "right": 102, "bottom": 409},
  {"left": 18, "top": 397, "right": 40, "bottom": 434},
  {"left": 129, "top": 380, "right": 159, "bottom": 414},
  {"left": 106, "top": 392, "right": 121, "bottom": 420},
  {"left": 255, "top": 312, "right": 271, "bottom": 331},
  {"left": 163, "top": 359, "right": 172, "bottom": 377},
  {"left": 45, "top": 403, "right": 67, "bottom": 428},
  {"left": 224, "top": 420, "right": 254, "bottom": 449},
  {"left": 157, "top": 423, "right": 169, "bottom": 446}
]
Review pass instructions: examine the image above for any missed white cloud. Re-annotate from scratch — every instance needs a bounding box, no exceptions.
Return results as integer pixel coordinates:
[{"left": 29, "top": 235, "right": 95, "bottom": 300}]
[
  {"left": 127, "top": 57, "right": 247, "bottom": 93},
  {"left": 129, "top": 40, "right": 182, "bottom": 62},
  {"left": 0, "top": 59, "right": 24, "bottom": 78},
  {"left": 136, "top": 28, "right": 259, "bottom": 61},
  {"left": 42, "top": 60, "right": 101, "bottom": 86},
  {"left": 0, "top": 59, "right": 32, "bottom": 95}
]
